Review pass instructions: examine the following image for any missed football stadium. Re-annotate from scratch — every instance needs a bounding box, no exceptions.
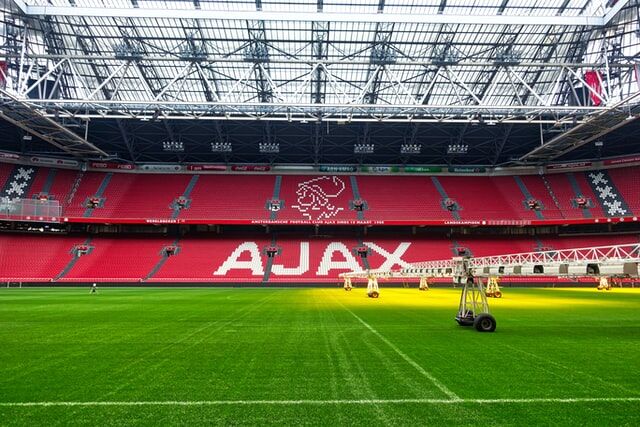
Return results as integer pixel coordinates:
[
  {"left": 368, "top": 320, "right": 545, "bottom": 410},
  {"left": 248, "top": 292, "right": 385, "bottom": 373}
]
[{"left": 1, "top": 0, "right": 640, "bottom": 425}]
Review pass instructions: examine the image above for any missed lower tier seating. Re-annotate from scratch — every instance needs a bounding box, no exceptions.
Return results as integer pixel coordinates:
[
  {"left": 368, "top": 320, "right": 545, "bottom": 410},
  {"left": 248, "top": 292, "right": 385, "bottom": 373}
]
[{"left": 0, "top": 233, "right": 637, "bottom": 283}]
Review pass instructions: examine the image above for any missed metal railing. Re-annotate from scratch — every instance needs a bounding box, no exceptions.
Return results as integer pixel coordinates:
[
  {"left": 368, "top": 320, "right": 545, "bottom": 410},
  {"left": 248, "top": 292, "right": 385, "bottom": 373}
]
[{"left": 0, "top": 198, "right": 62, "bottom": 222}]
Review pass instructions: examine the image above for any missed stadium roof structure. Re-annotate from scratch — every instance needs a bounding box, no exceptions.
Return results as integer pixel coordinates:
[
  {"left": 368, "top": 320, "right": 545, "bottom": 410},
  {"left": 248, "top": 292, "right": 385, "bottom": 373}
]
[{"left": 1, "top": 0, "right": 640, "bottom": 165}]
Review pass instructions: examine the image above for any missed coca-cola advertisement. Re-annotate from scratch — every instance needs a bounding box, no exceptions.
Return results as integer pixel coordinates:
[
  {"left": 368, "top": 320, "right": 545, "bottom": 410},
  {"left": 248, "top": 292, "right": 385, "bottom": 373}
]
[{"left": 231, "top": 165, "right": 271, "bottom": 172}]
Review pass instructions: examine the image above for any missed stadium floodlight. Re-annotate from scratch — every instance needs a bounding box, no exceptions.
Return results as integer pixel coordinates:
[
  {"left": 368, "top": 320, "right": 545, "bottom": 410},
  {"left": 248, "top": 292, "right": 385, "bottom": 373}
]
[
  {"left": 259, "top": 142, "right": 279, "bottom": 153},
  {"left": 354, "top": 143, "right": 375, "bottom": 154},
  {"left": 494, "top": 47, "right": 522, "bottom": 65},
  {"left": 113, "top": 42, "right": 144, "bottom": 61},
  {"left": 179, "top": 44, "right": 207, "bottom": 62},
  {"left": 400, "top": 143, "right": 421, "bottom": 154},
  {"left": 211, "top": 142, "right": 232, "bottom": 153},
  {"left": 447, "top": 144, "right": 468, "bottom": 154},
  {"left": 162, "top": 141, "right": 184, "bottom": 152}
]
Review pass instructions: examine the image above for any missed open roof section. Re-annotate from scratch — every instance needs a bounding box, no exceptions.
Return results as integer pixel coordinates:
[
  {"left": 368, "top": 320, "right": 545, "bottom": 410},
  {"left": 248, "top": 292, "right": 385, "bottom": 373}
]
[
  {"left": 10, "top": 0, "right": 608, "bottom": 17},
  {"left": 0, "top": 0, "right": 639, "bottom": 165},
  {"left": 9, "top": 0, "right": 623, "bottom": 26}
]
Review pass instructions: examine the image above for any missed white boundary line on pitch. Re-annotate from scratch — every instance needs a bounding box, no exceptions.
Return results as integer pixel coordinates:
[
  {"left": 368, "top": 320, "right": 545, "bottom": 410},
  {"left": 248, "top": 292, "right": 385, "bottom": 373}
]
[
  {"left": 334, "top": 297, "right": 461, "bottom": 401},
  {"left": 1, "top": 397, "right": 640, "bottom": 407}
]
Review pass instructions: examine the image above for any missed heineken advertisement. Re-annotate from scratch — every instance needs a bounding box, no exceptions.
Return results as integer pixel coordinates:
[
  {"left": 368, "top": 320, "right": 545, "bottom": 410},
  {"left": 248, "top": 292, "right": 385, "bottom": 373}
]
[
  {"left": 447, "top": 166, "right": 486, "bottom": 173},
  {"left": 360, "top": 166, "right": 401, "bottom": 173},
  {"left": 404, "top": 166, "right": 443, "bottom": 173},
  {"left": 319, "top": 165, "right": 358, "bottom": 173}
]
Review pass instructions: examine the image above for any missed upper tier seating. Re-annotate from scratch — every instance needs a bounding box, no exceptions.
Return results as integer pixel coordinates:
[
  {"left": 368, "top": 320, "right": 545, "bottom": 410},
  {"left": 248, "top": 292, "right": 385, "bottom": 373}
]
[
  {"left": 67, "top": 173, "right": 193, "bottom": 219},
  {"left": 27, "top": 168, "right": 77, "bottom": 203},
  {"left": 181, "top": 175, "right": 275, "bottom": 221},
  {"left": 541, "top": 173, "right": 607, "bottom": 218},
  {"left": 607, "top": 167, "right": 640, "bottom": 216},
  {"left": 515, "top": 175, "right": 565, "bottom": 220},
  {"left": 356, "top": 176, "right": 449, "bottom": 221},
  {"left": 65, "top": 172, "right": 108, "bottom": 217},
  {"left": 276, "top": 175, "right": 360, "bottom": 222},
  {"left": 0, "top": 163, "right": 14, "bottom": 192},
  {"left": 2, "top": 163, "right": 640, "bottom": 223},
  {"left": 436, "top": 176, "right": 521, "bottom": 220}
]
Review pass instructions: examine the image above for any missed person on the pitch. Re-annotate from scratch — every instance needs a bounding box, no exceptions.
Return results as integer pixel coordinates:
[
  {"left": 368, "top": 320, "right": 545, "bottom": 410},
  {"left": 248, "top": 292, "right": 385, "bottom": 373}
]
[{"left": 90, "top": 283, "right": 97, "bottom": 294}]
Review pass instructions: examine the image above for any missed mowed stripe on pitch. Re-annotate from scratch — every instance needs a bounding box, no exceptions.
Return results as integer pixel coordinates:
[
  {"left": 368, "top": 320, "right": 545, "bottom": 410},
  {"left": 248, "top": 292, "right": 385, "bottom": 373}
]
[
  {"left": 331, "top": 292, "right": 461, "bottom": 401},
  {"left": 1, "top": 397, "right": 640, "bottom": 407}
]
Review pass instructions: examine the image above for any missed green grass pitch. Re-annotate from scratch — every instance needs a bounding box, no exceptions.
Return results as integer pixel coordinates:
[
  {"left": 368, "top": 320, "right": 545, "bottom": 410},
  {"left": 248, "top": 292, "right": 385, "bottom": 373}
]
[{"left": 0, "top": 287, "right": 639, "bottom": 426}]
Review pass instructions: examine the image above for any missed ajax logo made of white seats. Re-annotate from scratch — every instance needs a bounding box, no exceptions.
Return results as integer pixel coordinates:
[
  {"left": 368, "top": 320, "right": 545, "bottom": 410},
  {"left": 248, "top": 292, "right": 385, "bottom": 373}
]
[
  {"left": 291, "top": 176, "right": 345, "bottom": 220},
  {"left": 213, "top": 241, "right": 412, "bottom": 276}
]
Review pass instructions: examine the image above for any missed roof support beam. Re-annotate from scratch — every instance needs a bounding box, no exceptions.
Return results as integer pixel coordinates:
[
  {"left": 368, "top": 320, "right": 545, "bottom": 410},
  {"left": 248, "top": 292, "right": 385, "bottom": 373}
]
[
  {"left": 116, "top": 119, "right": 137, "bottom": 161},
  {"left": 21, "top": 7, "right": 605, "bottom": 27},
  {"left": 3, "top": 52, "right": 626, "bottom": 68},
  {"left": 311, "top": 22, "right": 328, "bottom": 105},
  {"left": 497, "top": 0, "right": 510, "bottom": 15},
  {"left": 492, "top": 124, "right": 513, "bottom": 165},
  {"left": 604, "top": 0, "right": 632, "bottom": 24},
  {"left": 0, "top": 88, "right": 108, "bottom": 157},
  {"left": 9, "top": 0, "right": 26, "bottom": 13},
  {"left": 519, "top": 92, "right": 640, "bottom": 163},
  {"left": 363, "top": 22, "right": 394, "bottom": 105},
  {"left": 246, "top": 21, "right": 273, "bottom": 104}
]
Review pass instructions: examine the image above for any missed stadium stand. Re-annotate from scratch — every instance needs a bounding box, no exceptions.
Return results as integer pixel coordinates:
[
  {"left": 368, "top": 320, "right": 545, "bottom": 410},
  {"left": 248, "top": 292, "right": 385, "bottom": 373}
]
[
  {"left": 607, "top": 167, "right": 639, "bottom": 216},
  {"left": 540, "top": 234, "right": 640, "bottom": 250},
  {"left": 3, "top": 164, "right": 640, "bottom": 223},
  {"left": 47, "top": 170, "right": 80, "bottom": 204},
  {"left": 0, "top": 234, "right": 78, "bottom": 282},
  {"left": 491, "top": 176, "right": 545, "bottom": 220},
  {"left": 150, "top": 236, "right": 273, "bottom": 283},
  {"left": 59, "top": 236, "right": 176, "bottom": 283},
  {"left": 96, "top": 174, "right": 193, "bottom": 220},
  {"left": 268, "top": 237, "right": 364, "bottom": 282},
  {"left": 543, "top": 173, "right": 594, "bottom": 218},
  {"left": 64, "top": 172, "right": 109, "bottom": 217},
  {"left": 30, "top": 168, "right": 77, "bottom": 204},
  {"left": 356, "top": 176, "right": 448, "bottom": 221},
  {"left": 277, "top": 175, "right": 358, "bottom": 221},
  {"left": 182, "top": 175, "right": 275, "bottom": 221},
  {"left": 454, "top": 236, "right": 540, "bottom": 257},
  {"left": 571, "top": 172, "right": 608, "bottom": 217},
  {"left": 436, "top": 176, "right": 522, "bottom": 220},
  {"left": 26, "top": 168, "right": 49, "bottom": 199},
  {"left": 0, "top": 163, "right": 13, "bottom": 189},
  {"left": 516, "top": 175, "right": 565, "bottom": 219},
  {"left": 1, "top": 232, "right": 637, "bottom": 284}
]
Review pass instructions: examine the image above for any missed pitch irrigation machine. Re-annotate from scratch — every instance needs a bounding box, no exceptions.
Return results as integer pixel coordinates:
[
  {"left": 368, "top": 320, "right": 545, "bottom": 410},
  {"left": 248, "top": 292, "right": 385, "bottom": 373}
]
[{"left": 340, "top": 243, "right": 640, "bottom": 333}]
